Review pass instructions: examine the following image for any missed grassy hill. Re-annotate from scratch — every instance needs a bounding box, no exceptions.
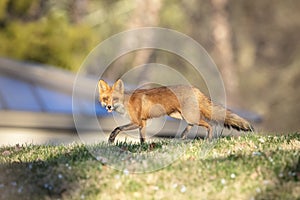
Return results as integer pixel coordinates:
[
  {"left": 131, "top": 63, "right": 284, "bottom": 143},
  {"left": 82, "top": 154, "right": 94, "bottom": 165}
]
[{"left": 0, "top": 133, "right": 299, "bottom": 200}]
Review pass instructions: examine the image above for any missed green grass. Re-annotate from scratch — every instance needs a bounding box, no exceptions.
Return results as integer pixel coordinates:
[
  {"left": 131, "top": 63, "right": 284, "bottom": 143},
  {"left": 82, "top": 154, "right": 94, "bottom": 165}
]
[{"left": 0, "top": 133, "right": 299, "bottom": 200}]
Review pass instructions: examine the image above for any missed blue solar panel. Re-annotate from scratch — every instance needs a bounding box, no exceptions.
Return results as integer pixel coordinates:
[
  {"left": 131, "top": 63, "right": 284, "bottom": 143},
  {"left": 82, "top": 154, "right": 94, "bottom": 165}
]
[
  {"left": 74, "top": 98, "right": 109, "bottom": 116},
  {"left": 95, "top": 100, "right": 110, "bottom": 116},
  {"left": 0, "top": 74, "right": 109, "bottom": 117},
  {"left": 35, "top": 85, "right": 73, "bottom": 114},
  {"left": 73, "top": 99, "right": 93, "bottom": 115},
  {"left": 0, "top": 76, "right": 42, "bottom": 111}
]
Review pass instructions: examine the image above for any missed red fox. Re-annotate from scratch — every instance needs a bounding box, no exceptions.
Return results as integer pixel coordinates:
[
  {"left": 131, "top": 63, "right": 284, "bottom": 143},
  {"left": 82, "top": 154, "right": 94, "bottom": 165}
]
[{"left": 98, "top": 79, "right": 254, "bottom": 143}]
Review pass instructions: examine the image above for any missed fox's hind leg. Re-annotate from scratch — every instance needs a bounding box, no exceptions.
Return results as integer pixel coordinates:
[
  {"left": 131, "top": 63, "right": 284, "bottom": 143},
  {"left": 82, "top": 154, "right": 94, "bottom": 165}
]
[
  {"left": 197, "top": 120, "right": 213, "bottom": 140},
  {"left": 181, "top": 120, "right": 212, "bottom": 140},
  {"left": 184, "top": 118, "right": 213, "bottom": 140},
  {"left": 180, "top": 124, "right": 193, "bottom": 139}
]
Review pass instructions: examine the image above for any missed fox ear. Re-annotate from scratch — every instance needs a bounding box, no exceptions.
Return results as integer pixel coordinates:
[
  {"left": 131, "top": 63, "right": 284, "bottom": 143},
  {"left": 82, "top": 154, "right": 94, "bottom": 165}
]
[
  {"left": 98, "top": 80, "right": 110, "bottom": 92},
  {"left": 112, "top": 79, "right": 124, "bottom": 94}
]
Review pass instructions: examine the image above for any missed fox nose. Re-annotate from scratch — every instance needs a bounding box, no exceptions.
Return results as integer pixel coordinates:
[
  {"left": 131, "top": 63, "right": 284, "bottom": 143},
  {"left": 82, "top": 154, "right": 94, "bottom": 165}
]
[{"left": 107, "top": 105, "right": 112, "bottom": 110}]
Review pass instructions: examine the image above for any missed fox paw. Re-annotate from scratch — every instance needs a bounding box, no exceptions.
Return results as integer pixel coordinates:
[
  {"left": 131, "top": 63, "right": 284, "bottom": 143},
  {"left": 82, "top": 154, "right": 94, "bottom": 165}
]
[{"left": 108, "top": 137, "right": 115, "bottom": 143}]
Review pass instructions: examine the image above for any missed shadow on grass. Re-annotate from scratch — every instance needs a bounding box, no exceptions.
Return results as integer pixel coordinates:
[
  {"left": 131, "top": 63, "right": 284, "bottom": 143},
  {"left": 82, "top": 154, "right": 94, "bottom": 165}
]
[
  {"left": 0, "top": 145, "right": 93, "bottom": 200},
  {"left": 0, "top": 133, "right": 299, "bottom": 199},
  {"left": 0, "top": 141, "right": 171, "bottom": 199}
]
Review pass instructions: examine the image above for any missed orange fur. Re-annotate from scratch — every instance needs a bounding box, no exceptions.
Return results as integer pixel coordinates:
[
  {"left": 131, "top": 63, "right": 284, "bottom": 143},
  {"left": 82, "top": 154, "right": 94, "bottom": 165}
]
[{"left": 98, "top": 79, "right": 253, "bottom": 143}]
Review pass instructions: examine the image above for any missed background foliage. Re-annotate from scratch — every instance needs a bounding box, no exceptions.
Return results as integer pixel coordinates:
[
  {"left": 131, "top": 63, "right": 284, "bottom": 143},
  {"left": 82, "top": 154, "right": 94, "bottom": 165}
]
[{"left": 0, "top": 0, "right": 299, "bottom": 132}]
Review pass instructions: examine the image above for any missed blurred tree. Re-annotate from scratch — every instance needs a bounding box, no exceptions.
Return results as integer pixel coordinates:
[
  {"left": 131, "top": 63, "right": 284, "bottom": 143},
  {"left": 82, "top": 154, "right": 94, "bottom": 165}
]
[
  {"left": 0, "top": 0, "right": 98, "bottom": 71},
  {"left": 128, "top": 0, "right": 161, "bottom": 66},
  {"left": 0, "top": 0, "right": 9, "bottom": 21},
  {"left": 69, "top": 0, "right": 88, "bottom": 23},
  {"left": 0, "top": 0, "right": 299, "bottom": 131},
  {"left": 106, "top": 0, "right": 162, "bottom": 81},
  {"left": 210, "top": 0, "right": 238, "bottom": 106}
]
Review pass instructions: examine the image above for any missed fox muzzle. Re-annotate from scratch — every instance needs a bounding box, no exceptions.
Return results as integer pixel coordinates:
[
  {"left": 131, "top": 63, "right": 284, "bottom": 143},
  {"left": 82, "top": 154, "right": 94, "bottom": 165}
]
[{"left": 106, "top": 105, "right": 114, "bottom": 112}]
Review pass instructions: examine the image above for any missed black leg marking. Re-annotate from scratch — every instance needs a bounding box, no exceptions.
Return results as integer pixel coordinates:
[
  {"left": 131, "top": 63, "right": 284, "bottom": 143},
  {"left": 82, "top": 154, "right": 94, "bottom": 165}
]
[{"left": 108, "top": 123, "right": 140, "bottom": 143}]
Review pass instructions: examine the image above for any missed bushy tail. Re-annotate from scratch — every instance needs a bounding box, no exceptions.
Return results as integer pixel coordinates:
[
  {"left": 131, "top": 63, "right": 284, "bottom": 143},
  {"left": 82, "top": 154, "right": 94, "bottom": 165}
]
[
  {"left": 223, "top": 111, "right": 254, "bottom": 132},
  {"left": 195, "top": 89, "right": 254, "bottom": 132},
  {"left": 200, "top": 98, "right": 254, "bottom": 132}
]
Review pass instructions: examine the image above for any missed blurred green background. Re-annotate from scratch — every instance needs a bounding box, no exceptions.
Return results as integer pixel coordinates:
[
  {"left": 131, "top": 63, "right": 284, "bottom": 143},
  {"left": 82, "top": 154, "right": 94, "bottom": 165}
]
[{"left": 0, "top": 0, "right": 299, "bottom": 133}]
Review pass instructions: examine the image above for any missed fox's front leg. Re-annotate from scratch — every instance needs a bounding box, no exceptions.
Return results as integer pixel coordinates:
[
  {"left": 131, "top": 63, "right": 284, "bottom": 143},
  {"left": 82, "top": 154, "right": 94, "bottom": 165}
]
[
  {"left": 108, "top": 123, "right": 140, "bottom": 143},
  {"left": 139, "top": 120, "right": 147, "bottom": 144}
]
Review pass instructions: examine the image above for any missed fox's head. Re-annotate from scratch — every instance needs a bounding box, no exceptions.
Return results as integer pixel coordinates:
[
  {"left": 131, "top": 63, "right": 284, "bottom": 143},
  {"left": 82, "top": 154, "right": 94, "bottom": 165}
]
[{"left": 98, "top": 79, "right": 124, "bottom": 113}]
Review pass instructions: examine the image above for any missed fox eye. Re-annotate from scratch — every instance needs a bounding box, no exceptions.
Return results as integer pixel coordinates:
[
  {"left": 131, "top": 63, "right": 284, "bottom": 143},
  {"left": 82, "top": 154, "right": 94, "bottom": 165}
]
[
  {"left": 102, "top": 97, "right": 108, "bottom": 101},
  {"left": 113, "top": 97, "right": 119, "bottom": 102}
]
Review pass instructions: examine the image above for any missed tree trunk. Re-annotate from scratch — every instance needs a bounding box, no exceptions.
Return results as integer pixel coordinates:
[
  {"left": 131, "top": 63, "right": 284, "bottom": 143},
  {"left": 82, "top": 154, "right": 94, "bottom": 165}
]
[
  {"left": 210, "top": 0, "right": 238, "bottom": 106},
  {"left": 107, "top": 0, "right": 161, "bottom": 82},
  {"left": 70, "top": 0, "right": 88, "bottom": 23}
]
